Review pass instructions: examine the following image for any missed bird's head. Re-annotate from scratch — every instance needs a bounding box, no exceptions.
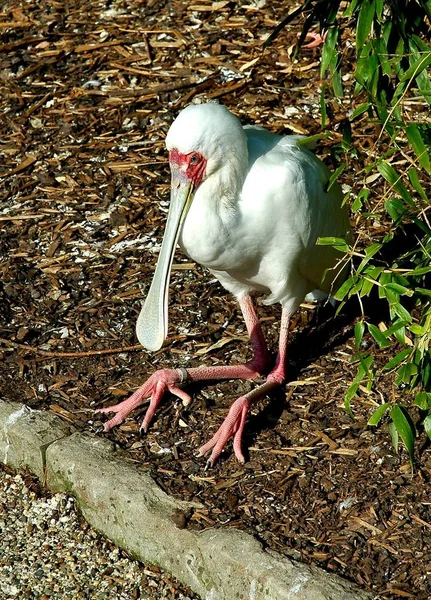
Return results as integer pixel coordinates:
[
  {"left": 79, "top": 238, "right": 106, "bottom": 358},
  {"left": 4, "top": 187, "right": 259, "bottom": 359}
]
[
  {"left": 165, "top": 102, "right": 248, "bottom": 209},
  {"left": 136, "top": 103, "right": 247, "bottom": 351}
]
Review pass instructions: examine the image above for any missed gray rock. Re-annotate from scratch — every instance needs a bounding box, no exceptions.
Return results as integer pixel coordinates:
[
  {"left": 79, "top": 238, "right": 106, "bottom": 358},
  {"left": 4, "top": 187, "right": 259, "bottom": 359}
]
[
  {"left": 0, "top": 401, "right": 372, "bottom": 600},
  {"left": 0, "top": 401, "right": 72, "bottom": 479}
]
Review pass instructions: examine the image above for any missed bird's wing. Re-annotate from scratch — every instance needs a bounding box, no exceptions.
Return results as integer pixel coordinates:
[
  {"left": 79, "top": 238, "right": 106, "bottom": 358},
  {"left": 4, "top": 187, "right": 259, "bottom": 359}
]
[
  {"left": 242, "top": 132, "right": 350, "bottom": 298},
  {"left": 294, "top": 152, "right": 351, "bottom": 294}
]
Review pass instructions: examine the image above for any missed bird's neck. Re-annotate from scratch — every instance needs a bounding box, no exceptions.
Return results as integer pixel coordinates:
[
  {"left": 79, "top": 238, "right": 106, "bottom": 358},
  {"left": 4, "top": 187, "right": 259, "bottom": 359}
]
[{"left": 214, "top": 148, "right": 249, "bottom": 210}]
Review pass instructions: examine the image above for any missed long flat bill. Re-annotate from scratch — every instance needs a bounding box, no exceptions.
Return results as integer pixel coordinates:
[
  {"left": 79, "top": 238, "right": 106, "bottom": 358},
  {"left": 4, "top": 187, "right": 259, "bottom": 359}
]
[{"left": 136, "top": 171, "right": 194, "bottom": 351}]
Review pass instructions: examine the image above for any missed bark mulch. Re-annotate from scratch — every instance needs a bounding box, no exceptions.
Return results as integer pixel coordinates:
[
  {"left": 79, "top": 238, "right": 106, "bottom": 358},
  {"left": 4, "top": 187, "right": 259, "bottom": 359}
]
[{"left": 1, "top": 1, "right": 431, "bottom": 599}]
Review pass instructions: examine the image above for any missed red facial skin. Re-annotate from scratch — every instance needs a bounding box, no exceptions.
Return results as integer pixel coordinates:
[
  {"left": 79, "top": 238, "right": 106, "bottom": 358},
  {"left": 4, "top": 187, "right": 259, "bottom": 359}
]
[{"left": 169, "top": 149, "right": 206, "bottom": 187}]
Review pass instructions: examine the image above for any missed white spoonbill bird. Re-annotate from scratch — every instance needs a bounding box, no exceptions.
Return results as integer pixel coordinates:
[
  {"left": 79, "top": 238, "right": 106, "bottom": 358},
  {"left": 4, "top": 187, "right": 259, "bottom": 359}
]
[{"left": 97, "top": 103, "right": 351, "bottom": 466}]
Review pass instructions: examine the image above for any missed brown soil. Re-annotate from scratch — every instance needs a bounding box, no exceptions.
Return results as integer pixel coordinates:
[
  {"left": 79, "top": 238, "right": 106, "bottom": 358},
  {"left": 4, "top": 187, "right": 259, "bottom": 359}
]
[{"left": 1, "top": 1, "right": 430, "bottom": 599}]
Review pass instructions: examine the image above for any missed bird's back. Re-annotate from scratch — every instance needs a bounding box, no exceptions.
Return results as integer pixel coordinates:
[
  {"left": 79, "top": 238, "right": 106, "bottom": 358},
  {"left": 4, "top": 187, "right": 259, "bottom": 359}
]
[{"left": 237, "top": 126, "right": 350, "bottom": 311}]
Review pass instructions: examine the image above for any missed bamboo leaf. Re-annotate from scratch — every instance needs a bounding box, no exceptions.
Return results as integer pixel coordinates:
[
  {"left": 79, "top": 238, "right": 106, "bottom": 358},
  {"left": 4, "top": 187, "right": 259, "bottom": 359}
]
[
  {"left": 400, "top": 50, "right": 431, "bottom": 83},
  {"left": 368, "top": 323, "right": 391, "bottom": 348},
  {"left": 317, "top": 236, "right": 349, "bottom": 251},
  {"left": 356, "top": 0, "right": 376, "bottom": 50},
  {"left": 390, "top": 405, "right": 415, "bottom": 466},
  {"left": 354, "top": 321, "right": 365, "bottom": 349},
  {"left": 333, "top": 275, "right": 358, "bottom": 301},
  {"left": 392, "top": 302, "right": 413, "bottom": 323},
  {"left": 388, "top": 421, "right": 399, "bottom": 453},
  {"left": 344, "top": 382, "right": 359, "bottom": 417},
  {"left": 321, "top": 26, "right": 339, "bottom": 76},
  {"left": 415, "top": 392, "right": 431, "bottom": 410},
  {"left": 408, "top": 167, "right": 428, "bottom": 201},
  {"left": 327, "top": 163, "right": 347, "bottom": 192},
  {"left": 368, "top": 402, "right": 390, "bottom": 426},
  {"left": 405, "top": 266, "right": 431, "bottom": 276},
  {"left": 384, "top": 283, "right": 414, "bottom": 296},
  {"left": 396, "top": 362, "right": 418, "bottom": 385},
  {"left": 350, "top": 102, "right": 371, "bottom": 120},
  {"left": 383, "top": 348, "right": 411, "bottom": 370},
  {"left": 356, "top": 243, "right": 382, "bottom": 274},
  {"left": 406, "top": 124, "right": 431, "bottom": 174},
  {"left": 377, "top": 162, "right": 415, "bottom": 207},
  {"left": 423, "top": 415, "right": 431, "bottom": 441}
]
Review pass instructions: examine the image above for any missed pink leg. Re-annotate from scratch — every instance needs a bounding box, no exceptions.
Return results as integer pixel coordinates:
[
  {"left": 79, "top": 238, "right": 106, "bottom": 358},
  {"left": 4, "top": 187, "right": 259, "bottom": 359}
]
[
  {"left": 199, "top": 309, "right": 290, "bottom": 467},
  {"left": 302, "top": 31, "right": 327, "bottom": 49},
  {"left": 96, "top": 294, "right": 271, "bottom": 433}
]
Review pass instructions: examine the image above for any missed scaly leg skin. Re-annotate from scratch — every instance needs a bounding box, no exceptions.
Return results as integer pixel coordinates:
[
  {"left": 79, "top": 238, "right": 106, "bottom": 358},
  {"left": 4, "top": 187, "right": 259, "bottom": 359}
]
[
  {"left": 302, "top": 31, "right": 327, "bottom": 49},
  {"left": 96, "top": 294, "right": 271, "bottom": 434},
  {"left": 198, "top": 309, "right": 290, "bottom": 468}
]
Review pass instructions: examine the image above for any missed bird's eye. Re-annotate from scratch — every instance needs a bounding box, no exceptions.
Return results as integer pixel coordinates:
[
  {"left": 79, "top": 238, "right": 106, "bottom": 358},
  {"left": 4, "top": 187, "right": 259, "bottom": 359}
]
[{"left": 189, "top": 153, "right": 200, "bottom": 165}]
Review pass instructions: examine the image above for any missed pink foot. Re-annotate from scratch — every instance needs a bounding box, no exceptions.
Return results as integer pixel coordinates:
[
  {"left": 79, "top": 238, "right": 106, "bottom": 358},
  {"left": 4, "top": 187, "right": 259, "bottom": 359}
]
[
  {"left": 95, "top": 368, "right": 191, "bottom": 433},
  {"left": 302, "top": 31, "right": 327, "bottom": 49},
  {"left": 198, "top": 396, "right": 251, "bottom": 467}
]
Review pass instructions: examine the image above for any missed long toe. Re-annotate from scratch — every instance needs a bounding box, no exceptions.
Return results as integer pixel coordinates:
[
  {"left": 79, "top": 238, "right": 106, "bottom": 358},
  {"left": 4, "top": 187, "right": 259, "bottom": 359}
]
[{"left": 198, "top": 396, "right": 250, "bottom": 466}]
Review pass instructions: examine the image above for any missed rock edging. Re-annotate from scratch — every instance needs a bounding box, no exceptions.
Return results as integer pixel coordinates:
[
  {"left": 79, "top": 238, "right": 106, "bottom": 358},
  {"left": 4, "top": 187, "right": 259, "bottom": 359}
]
[{"left": 0, "top": 400, "right": 372, "bottom": 600}]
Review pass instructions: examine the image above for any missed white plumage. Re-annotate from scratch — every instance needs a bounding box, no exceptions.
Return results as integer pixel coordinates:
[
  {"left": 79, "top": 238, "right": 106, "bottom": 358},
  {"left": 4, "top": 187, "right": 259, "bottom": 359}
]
[{"left": 99, "top": 103, "right": 351, "bottom": 466}]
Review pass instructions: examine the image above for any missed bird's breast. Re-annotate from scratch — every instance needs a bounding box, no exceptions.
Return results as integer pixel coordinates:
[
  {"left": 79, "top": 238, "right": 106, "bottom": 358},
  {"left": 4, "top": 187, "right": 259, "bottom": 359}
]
[{"left": 179, "top": 191, "right": 243, "bottom": 271}]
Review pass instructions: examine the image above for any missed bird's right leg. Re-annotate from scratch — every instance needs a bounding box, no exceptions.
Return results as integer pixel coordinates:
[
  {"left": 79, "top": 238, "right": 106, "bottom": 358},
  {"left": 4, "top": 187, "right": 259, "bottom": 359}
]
[
  {"left": 96, "top": 294, "right": 271, "bottom": 433},
  {"left": 302, "top": 31, "right": 327, "bottom": 48}
]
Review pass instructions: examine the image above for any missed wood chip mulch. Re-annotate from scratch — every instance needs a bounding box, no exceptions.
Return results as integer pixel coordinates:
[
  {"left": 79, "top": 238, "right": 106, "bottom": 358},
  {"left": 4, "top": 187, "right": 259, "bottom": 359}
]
[{"left": 1, "top": 1, "right": 431, "bottom": 599}]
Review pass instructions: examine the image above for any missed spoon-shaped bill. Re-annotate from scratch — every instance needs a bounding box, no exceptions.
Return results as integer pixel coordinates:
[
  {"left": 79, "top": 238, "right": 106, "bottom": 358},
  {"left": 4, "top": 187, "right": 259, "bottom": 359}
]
[{"left": 136, "top": 170, "right": 194, "bottom": 351}]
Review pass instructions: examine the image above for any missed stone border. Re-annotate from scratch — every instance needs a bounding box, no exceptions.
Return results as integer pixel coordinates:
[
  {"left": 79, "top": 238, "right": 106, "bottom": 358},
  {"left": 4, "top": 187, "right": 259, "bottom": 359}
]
[{"left": 0, "top": 400, "right": 372, "bottom": 600}]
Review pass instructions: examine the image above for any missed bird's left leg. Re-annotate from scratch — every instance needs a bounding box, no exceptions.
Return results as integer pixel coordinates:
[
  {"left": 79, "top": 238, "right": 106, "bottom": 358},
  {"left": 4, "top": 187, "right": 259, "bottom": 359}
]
[
  {"left": 199, "top": 308, "right": 290, "bottom": 467},
  {"left": 95, "top": 294, "right": 271, "bottom": 434}
]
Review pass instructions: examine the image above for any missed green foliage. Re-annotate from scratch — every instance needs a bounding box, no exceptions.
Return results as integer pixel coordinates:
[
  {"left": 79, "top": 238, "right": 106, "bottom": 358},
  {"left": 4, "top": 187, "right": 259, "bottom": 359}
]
[{"left": 267, "top": 1, "right": 431, "bottom": 464}]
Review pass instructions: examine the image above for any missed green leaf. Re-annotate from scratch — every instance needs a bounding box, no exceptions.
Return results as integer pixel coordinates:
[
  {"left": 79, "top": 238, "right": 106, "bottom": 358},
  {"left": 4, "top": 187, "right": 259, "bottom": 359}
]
[
  {"left": 408, "top": 168, "right": 428, "bottom": 201},
  {"left": 333, "top": 275, "right": 358, "bottom": 301},
  {"left": 320, "top": 86, "right": 327, "bottom": 129},
  {"left": 343, "top": 0, "right": 361, "bottom": 18},
  {"left": 316, "top": 236, "right": 349, "bottom": 253},
  {"left": 383, "top": 348, "right": 411, "bottom": 370},
  {"left": 390, "top": 405, "right": 415, "bottom": 466},
  {"left": 368, "top": 402, "right": 390, "bottom": 426},
  {"left": 415, "top": 392, "right": 431, "bottom": 410},
  {"left": 423, "top": 415, "right": 431, "bottom": 441},
  {"left": 351, "top": 196, "right": 362, "bottom": 212},
  {"left": 332, "top": 68, "right": 344, "bottom": 98},
  {"left": 406, "top": 124, "right": 431, "bottom": 174},
  {"left": 384, "top": 319, "right": 408, "bottom": 337},
  {"left": 416, "top": 288, "right": 431, "bottom": 297},
  {"left": 352, "top": 187, "right": 370, "bottom": 213},
  {"left": 360, "top": 276, "right": 376, "bottom": 297},
  {"left": 356, "top": 243, "right": 383, "bottom": 274},
  {"left": 354, "top": 321, "right": 365, "bottom": 349},
  {"left": 392, "top": 302, "right": 413, "bottom": 323},
  {"left": 405, "top": 265, "right": 431, "bottom": 276},
  {"left": 384, "top": 283, "right": 414, "bottom": 296},
  {"left": 357, "top": 353, "right": 374, "bottom": 379},
  {"left": 344, "top": 382, "right": 358, "bottom": 417},
  {"left": 399, "top": 50, "right": 431, "bottom": 83},
  {"left": 327, "top": 163, "right": 347, "bottom": 192},
  {"left": 385, "top": 197, "right": 409, "bottom": 223},
  {"left": 395, "top": 362, "right": 418, "bottom": 385},
  {"left": 374, "top": 0, "right": 384, "bottom": 20},
  {"left": 377, "top": 162, "right": 415, "bottom": 207},
  {"left": 350, "top": 102, "right": 371, "bottom": 120},
  {"left": 356, "top": 0, "right": 376, "bottom": 50},
  {"left": 388, "top": 421, "right": 399, "bottom": 453},
  {"left": 410, "top": 324, "right": 426, "bottom": 335},
  {"left": 393, "top": 323, "right": 407, "bottom": 345},
  {"left": 321, "top": 26, "right": 339, "bottom": 77},
  {"left": 368, "top": 323, "right": 391, "bottom": 348}
]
